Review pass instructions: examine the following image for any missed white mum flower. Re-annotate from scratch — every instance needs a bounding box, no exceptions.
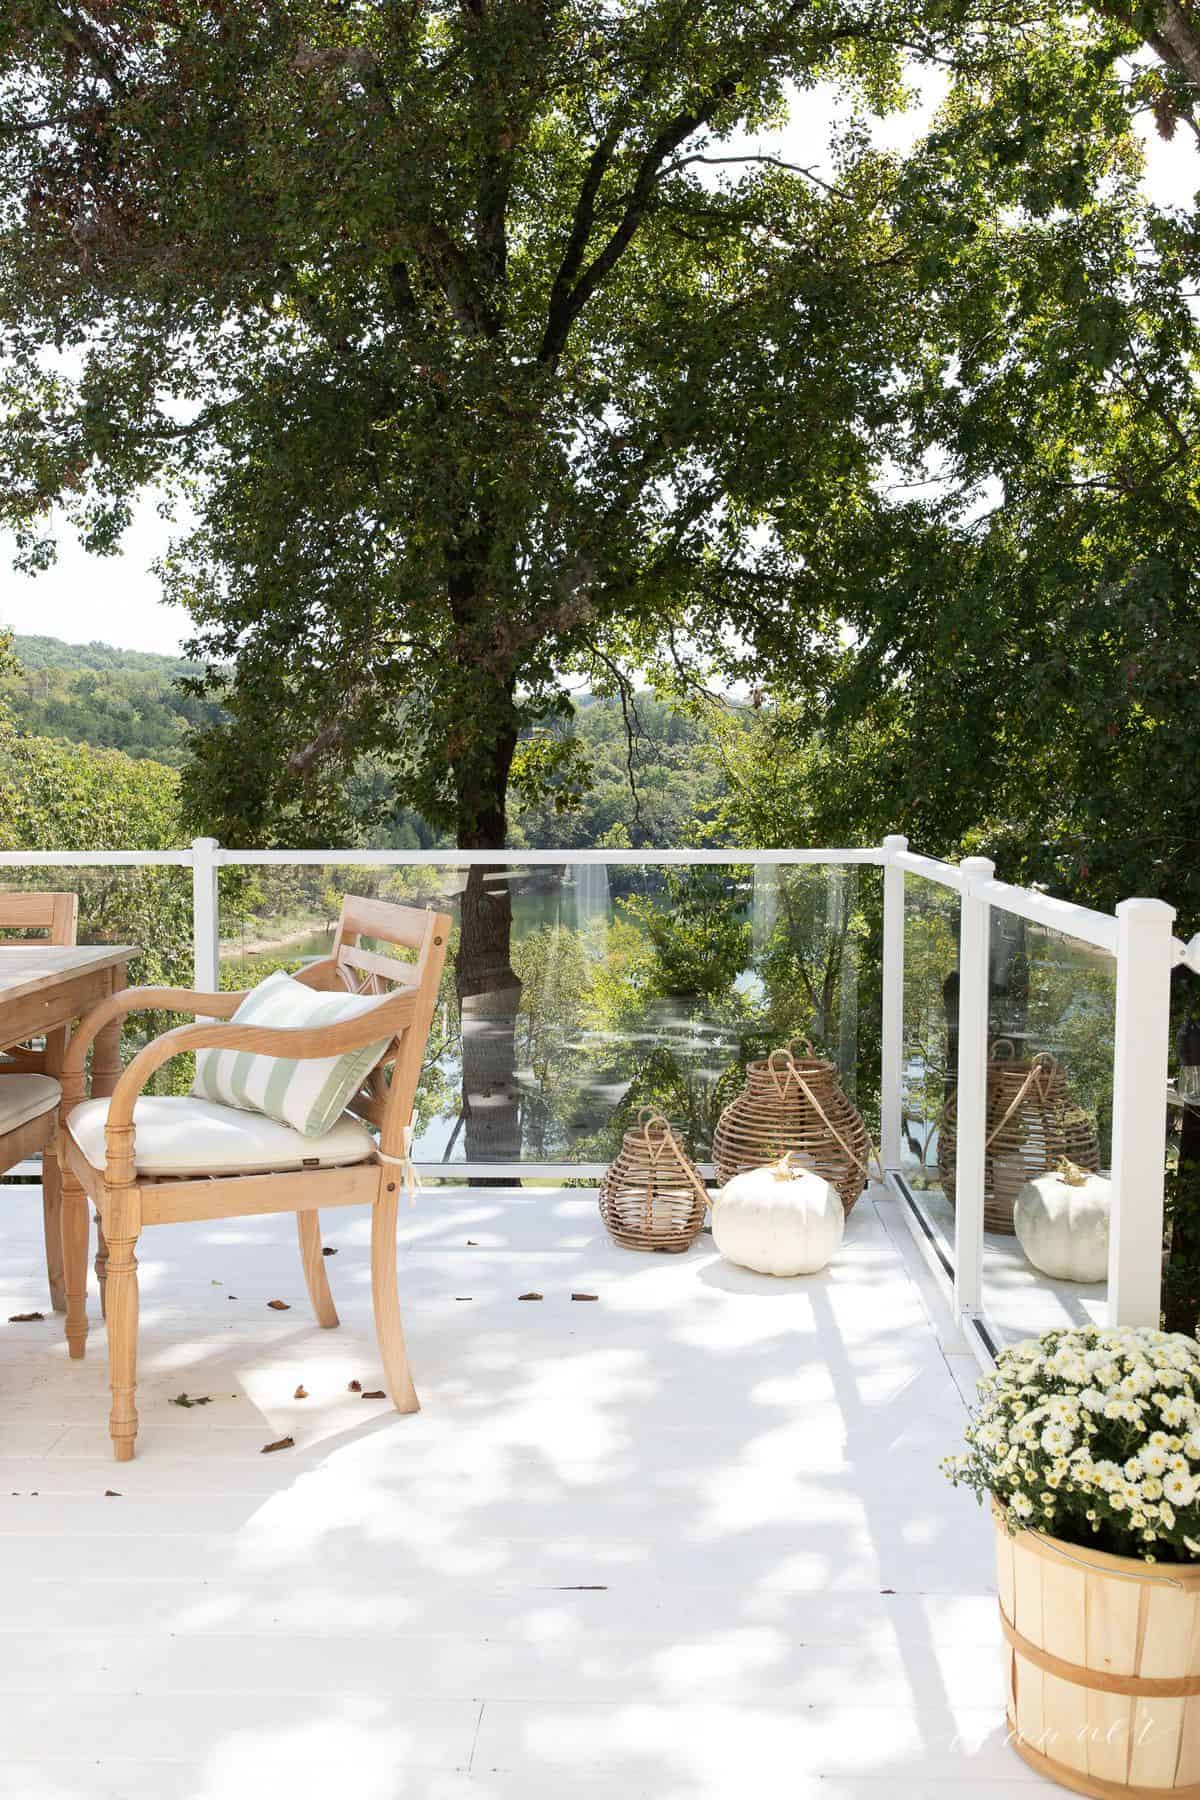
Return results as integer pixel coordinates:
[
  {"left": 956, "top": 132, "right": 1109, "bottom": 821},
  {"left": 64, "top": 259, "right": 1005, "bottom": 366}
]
[{"left": 1165, "top": 1472, "right": 1197, "bottom": 1507}]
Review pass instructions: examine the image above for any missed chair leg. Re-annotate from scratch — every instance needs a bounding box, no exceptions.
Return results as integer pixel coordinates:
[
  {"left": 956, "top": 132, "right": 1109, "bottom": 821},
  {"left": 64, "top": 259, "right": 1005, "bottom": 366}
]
[
  {"left": 41, "top": 1143, "right": 66, "bottom": 1314},
  {"left": 95, "top": 1216, "right": 109, "bottom": 1320},
  {"left": 297, "top": 1210, "right": 338, "bottom": 1328},
  {"left": 371, "top": 1185, "right": 419, "bottom": 1414},
  {"left": 105, "top": 1230, "right": 140, "bottom": 1461},
  {"left": 61, "top": 1182, "right": 90, "bottom": 1361}
]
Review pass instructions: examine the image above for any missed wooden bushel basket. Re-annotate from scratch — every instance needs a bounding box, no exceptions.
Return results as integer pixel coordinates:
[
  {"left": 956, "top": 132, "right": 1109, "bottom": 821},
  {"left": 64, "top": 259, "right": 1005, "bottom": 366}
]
[
  {"left": 940, "top": 1042, "right": 1100, "bottom": 1235},
  {"left": 712, "top": 1038, "right": 872, "bottom": 1215},
  {"left": 599, "top": 1109, "right": 708, "bottom": 1254},
  {"left": 994, "top": 1503, "right": 1200, "bottom": 1796}
]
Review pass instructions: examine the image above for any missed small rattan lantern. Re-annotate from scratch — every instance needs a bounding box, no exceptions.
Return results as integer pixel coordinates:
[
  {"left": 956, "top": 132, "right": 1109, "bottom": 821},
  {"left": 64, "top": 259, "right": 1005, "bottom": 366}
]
[
  {"left": 712, "top": 1039, "right": 873, "bottom": 1215},
  {"left": 599, "top": 1109, "right": 709, "bottom": 1253},
  {"left": 938, "top": 1041, "right": 1100, "bottom": 1235}
]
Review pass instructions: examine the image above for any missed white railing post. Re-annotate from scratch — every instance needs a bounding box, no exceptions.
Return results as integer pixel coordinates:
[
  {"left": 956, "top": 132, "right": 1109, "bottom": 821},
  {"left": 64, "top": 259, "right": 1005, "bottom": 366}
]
[
  {"left": 1108, "top": 896, "right": 1175, "bottom": 1327},
  {"left": 880, "top": 833, "right": 908, "bottom": 1171},
  {"left": 954, "top": 856, "right": 994, "bottom": 1325},
  {"left": 191, "top": 836, "right": 220, "bottom": 993}
]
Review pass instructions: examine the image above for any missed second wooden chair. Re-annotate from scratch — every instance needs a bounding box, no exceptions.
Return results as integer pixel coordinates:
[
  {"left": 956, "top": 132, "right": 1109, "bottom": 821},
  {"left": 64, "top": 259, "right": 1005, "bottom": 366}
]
[{"left": 0, "top": 891, "right": 79, "bottom": 1311}]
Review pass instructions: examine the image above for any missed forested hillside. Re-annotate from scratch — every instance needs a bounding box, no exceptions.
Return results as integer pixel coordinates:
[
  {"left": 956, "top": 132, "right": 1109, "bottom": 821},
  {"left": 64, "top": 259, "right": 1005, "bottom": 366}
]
[
  {"left": 1, "top": 634, "right": 217, "bottom": 766},
  {"left": 0, "top": 632, "right": 743, "bottom": 847}
]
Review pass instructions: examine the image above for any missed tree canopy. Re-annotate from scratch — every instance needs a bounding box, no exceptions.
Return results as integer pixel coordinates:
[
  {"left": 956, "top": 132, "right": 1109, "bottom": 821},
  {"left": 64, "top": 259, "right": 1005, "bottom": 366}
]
[{"left": 0, "top": 0, "right": 1141, "bottom": 850}]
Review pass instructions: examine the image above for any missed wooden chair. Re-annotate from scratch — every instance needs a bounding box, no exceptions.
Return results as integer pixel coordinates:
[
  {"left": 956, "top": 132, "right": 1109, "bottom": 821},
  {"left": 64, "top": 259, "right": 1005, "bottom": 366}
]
[
  {"left": 0, "top": 892, "right": 79, "bottom": 1311},
  {"left": 59, "top": 895, "right": 450, "bottom": 1461}
]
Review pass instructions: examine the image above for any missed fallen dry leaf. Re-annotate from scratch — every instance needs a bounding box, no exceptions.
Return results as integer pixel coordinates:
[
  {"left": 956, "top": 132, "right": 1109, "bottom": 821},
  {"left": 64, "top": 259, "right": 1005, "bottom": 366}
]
[
  {"left": 104, "top": 1490, "right": 121, "bottom": 1498},
  {"left": 518, "top": 1291, "right": 543, "bottom": 1302},
  {"left": 361, "top": 1389, "right": 386, "bottom": 1400},
  {"left": 321, "top": 1246, "right": 337, "bottom": 1256},
  {"left": 293, "top": 1385, "right": 308, "bottom": 1400},
  {"left": 571, "top": 1293, "right": 598, "bottom": 1302},
  {"left": 348, "top": 1379, "right": 362, "bottom": 1392},
  {"left": 455, "top": 1296, "right": 473, "bottom": 1302},
  {"left": 261, "top": 1435, "right": 295, "bottom": 1454},
  {"left": 170, "top": 1393, "right": 212, "bottom": 1408},
  {"left": 466, "top": 1239, "right": 478, "bottom": 1246},
  {"left": 267, "top": 1299, "right": 291, "bottom": 1311},
  {"left": 8, "top": 1311, "right": 44, "bottom": 1323}
]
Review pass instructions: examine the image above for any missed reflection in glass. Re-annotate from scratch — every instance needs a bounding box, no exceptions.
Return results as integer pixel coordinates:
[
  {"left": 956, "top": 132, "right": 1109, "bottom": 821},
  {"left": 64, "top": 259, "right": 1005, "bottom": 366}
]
[{"left": 219, "top": 860, "right": 863, "bottom": 1165}]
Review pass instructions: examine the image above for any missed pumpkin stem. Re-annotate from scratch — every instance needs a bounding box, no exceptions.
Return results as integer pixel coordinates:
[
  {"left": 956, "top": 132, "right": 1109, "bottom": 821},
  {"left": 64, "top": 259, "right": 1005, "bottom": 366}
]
[
  {"left": 1056, "top": 1157, "right": 1090, "bottom": 1187},
  {"left": 771, "top": 1153, "right": 802, "bottom": 1181}
]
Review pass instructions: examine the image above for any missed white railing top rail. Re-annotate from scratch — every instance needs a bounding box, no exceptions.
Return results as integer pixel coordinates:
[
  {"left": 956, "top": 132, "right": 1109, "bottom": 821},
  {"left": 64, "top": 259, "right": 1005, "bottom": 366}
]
[
  {"left": 212, "top": 846, "right": 887, "bottom": 867},
  {"left": 0, "top": 844, "right": 883, "bottom": 868},
  {"left": 0, "top": 849, "right": 193, "bottom": 867},
  {"left": 0, "top": 837, "right": 1180, "bottom": 965},
  {"left": 894, "top": 844, "right": 1125, "bottom": 958}
]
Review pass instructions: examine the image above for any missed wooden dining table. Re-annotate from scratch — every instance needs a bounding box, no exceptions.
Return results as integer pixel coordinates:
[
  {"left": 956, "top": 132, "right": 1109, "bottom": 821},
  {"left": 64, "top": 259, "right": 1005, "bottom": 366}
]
[{"left": 0, "top": 944, "right": 137, "bottom": 1312}]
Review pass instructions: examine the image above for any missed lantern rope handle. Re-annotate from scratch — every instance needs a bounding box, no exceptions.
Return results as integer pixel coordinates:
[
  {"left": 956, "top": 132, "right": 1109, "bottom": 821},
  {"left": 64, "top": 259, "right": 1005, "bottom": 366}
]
[
  {"left": 984, "top": 1053, "right": 1060, "bottom": 1152},
  {"left": 766, "top": 1048, "right": 795, "bottom": 1103},
  {"left": 764, "top": 1045, "right": 881, "bottom": 1181},
  {"left": 788, "top": 1067, "right": 875, "bottom": 1178},
  {"left": 638, "top": 1110, "right": 708, "bottom": 1204}
]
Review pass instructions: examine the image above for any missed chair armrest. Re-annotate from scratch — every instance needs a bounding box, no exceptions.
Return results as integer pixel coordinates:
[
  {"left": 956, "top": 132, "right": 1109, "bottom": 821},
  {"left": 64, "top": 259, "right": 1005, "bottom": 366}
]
[
  {"left": 96, "top": 987, "right": 418, "bottom": 1182},
  {"left": 63, "top": 987, "right": 245, "bottom": 1087}
]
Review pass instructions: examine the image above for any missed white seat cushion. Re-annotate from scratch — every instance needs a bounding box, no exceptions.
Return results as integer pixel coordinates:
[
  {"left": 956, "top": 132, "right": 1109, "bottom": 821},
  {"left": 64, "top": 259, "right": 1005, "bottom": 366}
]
[
  {"left": 67, "top": 1094, "right": 376, "bottom": 1178},
  {"left": 0, "top": 1072, "right": 61, "bottom": 1134}
]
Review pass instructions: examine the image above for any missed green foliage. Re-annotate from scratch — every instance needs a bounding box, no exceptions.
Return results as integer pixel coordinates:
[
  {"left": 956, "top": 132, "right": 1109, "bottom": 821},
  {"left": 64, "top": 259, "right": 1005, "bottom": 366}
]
[
  {"left": 622, "top": 868, "right": 752, "bottom": 1002},
  {"left": 0, "top": 634, "right": 219, "bottom": 766}
]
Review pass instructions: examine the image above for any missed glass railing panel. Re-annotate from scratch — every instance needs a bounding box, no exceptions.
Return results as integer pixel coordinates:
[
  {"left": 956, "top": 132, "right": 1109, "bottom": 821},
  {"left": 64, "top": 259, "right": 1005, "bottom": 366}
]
[
  {"left": 980, "top": 916, "right": 1116, "bottom": 1347},
  {"left": 219, "top": 859, "right": 864, "bottom": 1167},
  {"left": 899, "top": 873, "right": 961, "bottom": 1272}
]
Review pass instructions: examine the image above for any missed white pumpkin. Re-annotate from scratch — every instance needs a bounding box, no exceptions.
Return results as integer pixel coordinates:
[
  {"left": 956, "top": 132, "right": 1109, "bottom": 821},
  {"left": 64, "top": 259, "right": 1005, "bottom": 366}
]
[
  {"left": 713, "top": 1154, "right": 844, "bottom": 1277},
  {"left": 1013, "top": 1159, "right": 1111, "bottom": 1284}
]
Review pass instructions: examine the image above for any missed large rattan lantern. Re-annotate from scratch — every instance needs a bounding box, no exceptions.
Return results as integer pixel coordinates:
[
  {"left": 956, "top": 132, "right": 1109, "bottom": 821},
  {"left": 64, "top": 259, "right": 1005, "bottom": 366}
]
[
  {"left": 599, "top": 1110, "right": 708, "bottom": 1253},
  {"left": 712, "top": 1039, "right": 872, "bottom": 1215},
  {"left": 938, "top": 1041, "right": 1100, "bottom": 1235}
]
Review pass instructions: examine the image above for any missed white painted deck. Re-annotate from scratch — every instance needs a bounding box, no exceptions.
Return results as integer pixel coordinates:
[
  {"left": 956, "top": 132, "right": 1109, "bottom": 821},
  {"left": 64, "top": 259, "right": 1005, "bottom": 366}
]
[{"left": 0, "top": 1180, "right": 1035, "bottom": 1800}]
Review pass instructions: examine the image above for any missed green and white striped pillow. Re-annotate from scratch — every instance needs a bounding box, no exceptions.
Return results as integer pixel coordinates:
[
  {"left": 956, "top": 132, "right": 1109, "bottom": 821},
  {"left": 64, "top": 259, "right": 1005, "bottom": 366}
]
[{"left": 192, "top": 969, "right": 393, "bottom": 1138}]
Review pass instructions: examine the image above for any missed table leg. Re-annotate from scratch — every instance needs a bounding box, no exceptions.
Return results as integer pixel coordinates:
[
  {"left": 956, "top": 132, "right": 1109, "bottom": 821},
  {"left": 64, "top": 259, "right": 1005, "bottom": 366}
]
[
  {"left": 41, "top": 1024, "right": 69, "bottom": 1313},
  {"left": 89, "top": 966, "right": 126, "bottom": 1315}
]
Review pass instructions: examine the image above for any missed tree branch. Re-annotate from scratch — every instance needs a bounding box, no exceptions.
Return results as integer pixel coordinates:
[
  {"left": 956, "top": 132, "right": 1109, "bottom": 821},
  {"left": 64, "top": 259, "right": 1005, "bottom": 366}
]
[
  {"left": 538, "top": 1, "right": 813, "bottom": 366},
  {"left": 658, "top": 151, "right": 843, "bottom": 197}
]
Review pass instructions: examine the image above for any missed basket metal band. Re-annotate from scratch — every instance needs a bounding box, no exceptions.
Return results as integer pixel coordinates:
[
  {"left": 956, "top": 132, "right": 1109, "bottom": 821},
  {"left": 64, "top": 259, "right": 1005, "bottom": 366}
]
[
  {"left": 1002, "top": 1606, "right": 1200, "bottom": 1698},
  {"left": 1010, "top": 1716, "right": 1200, "bottom": 1799}
]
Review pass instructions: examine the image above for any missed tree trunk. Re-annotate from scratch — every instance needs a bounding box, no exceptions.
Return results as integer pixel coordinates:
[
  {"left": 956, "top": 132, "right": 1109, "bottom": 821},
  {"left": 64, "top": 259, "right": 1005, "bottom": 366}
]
[{"left": 453, "top": 689, "right": 524, "bottom": 1176}]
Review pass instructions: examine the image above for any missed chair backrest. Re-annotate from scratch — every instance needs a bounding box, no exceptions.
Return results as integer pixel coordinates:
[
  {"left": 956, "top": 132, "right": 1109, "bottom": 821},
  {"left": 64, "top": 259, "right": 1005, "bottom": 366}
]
[
  {"left": 0, "top": 891, "right": 78, "bottom": 945},
  {"left": 317, "top": 895, "right": 451, "bottom": 1157},
  {"left": 0, "top": 892, "right": 80, "bottom": 1075}
]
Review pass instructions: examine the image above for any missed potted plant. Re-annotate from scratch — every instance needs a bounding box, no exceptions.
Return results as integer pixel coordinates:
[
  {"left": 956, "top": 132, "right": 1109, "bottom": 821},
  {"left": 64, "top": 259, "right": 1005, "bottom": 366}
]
[{"left": 945, "top": 1325, "right": 1200, "bottom": 1796}]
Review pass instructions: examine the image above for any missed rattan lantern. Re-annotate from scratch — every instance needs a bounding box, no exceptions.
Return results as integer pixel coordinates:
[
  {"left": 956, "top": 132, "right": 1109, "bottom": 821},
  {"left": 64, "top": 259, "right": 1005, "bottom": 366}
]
[
  {"left": 712, "top": 1039, "right": 873, "bottom": 1215},
  {"left": 599, "top": 1109, "right": 709, "bottom": 1253},
  {"left": 938, "top": 1042, "right": 1100, "bottom": 1235}
]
